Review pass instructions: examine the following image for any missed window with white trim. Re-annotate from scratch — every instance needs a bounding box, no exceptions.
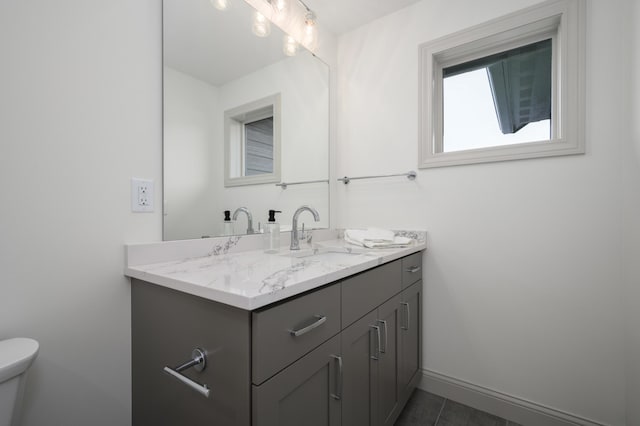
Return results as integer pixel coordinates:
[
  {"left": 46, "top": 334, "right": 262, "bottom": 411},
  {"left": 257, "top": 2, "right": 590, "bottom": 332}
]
[{"left": 419, "top": 0, "right": 585, "bottom": 168}]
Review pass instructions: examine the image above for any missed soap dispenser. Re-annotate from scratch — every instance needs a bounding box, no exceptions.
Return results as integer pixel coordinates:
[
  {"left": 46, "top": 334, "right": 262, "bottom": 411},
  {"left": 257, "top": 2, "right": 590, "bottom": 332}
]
[
  {"left": 222, "top": 210, "right": 234, "bottom": 236},
  {"left": 263, "top": 210, "right": 282, "bottom": 253}
]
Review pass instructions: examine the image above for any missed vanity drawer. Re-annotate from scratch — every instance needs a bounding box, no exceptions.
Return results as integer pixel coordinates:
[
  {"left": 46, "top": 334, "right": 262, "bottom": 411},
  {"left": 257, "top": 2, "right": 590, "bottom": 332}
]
[
  {"left": 252, "top": 283, "right": 341, "bottom": 385},
  {"left": 401, "top": 252, "right": 423, "bottom": 288},
  {"left": 341, "top": 260, "right": 402, "bottom": 328}
]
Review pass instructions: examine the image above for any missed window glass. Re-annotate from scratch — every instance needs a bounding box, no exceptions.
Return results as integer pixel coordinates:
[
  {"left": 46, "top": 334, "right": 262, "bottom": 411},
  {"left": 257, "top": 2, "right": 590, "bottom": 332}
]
[
  {"left": 443, "top": 39, "right": 552, "bottom": 152},
  {"left": 244, "top": 117, "right": 274, "bottom": 176}
]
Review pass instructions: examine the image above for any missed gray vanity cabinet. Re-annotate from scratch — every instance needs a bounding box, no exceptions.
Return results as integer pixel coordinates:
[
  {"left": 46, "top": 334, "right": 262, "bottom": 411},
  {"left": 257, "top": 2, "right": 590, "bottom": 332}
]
[
  {"left": 253, "top": 334, "right": 342, "bottom": 426},
  {"left": 339, "top": 260, "right": 403, "bottom": 424},
  {"left": 399, "top": 280, "right": 423, "bottom": 401},
  {"left": 252, "top": 283, "right": 341, "bottom": 385},
  {"left": 341, "top": 295, "right": 403, "bottom": 426},
  {"left": 131, "top": 251, "right": 424, "bottom": 426},
  {"left": 341, "top": 310, "right": 379, "bottom": 426},
  {"left": 378, "top": 295, "right": 403, "bottom": 426},
  {"left": 399, "top": 252, "right": 424, "bottom": 401},
  {"left": 131, "top": 279, "right": 251, "bottom": 426}
]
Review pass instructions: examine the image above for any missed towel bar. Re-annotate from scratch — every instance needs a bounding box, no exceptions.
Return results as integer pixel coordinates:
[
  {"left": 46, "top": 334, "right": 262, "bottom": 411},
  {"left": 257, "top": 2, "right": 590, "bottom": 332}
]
[
  {"left": 338, "top": 171, "right": 417, "bottom": 184},
  {"left": 275, "top": 179, "right": 329, "bottom": 189}
]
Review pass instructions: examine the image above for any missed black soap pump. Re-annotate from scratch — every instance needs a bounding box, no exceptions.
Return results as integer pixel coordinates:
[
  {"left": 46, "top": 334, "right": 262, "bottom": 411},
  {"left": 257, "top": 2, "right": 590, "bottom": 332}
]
[
  {"left": 222, "top": 210, "right": 234, "bottom": 236},
  {"left": 264, "top": 210, "right": 282, "bottom": 253}
]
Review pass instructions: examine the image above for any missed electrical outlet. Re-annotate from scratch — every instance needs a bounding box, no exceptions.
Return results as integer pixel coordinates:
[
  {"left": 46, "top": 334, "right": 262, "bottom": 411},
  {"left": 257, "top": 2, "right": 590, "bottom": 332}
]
[{"left": 131, "top": 178, "right": 154, "bottom": 212}]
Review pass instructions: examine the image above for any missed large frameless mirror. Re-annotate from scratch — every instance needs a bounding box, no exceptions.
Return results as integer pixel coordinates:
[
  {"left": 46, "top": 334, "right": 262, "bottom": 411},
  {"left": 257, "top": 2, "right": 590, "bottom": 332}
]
[{"left": 163, "top": 0, "right": 330, "bottom": 240}]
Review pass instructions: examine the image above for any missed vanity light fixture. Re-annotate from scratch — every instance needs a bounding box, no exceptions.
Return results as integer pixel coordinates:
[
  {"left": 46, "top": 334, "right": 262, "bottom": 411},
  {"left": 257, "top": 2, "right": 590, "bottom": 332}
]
[
  {"left": 277, "top": 0, "right": 318, "bottom": 55},
  {"left": 301, "top": 9, "right": 318, "bottom": 51},
  {"left": 252, "top": 10, "right": 271, "bottom": 37},
  {"left": 283, "top": 34, "right": 299, "bottom": 56},
  {"left": 243, "top": 0, "right": 319, "bottom": 54},
  {"left": 211, "top": 0, "right": 231, "bottom": 11}
]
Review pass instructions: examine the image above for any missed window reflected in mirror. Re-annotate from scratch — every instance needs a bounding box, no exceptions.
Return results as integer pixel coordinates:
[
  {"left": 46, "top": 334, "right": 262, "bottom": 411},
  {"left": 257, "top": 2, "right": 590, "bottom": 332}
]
[
  {"left": 226, "top": 101, "right": 277, "bottom": 179},
  {"left": 224, "top": 94, "right": 281, "bottom": 187},
  {"left": 443, "top": 39, "right": 552, "bottom": 153}
]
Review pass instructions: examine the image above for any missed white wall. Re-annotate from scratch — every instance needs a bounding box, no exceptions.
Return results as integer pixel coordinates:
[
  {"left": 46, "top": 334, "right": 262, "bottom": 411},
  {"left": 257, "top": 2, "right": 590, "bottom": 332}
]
[
  {"left": 0, "top": 1, "right": 162, "bottom": 425},
  {"left": 625, "top": 0, "right": 640, "bottom": 423},
  {"left": 164, "top": 67, "right": 219, "bottom": 240},
  {"left": 336, "top": 0, "right": 630, "bottom": 424}
]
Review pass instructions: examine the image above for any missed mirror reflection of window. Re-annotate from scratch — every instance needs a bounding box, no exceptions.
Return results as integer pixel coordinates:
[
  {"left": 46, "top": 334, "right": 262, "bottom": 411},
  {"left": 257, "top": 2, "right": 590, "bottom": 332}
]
[
  {"left": 443, "top": 39, "right": 552, "bottom": 153},
  {"left": 224, "top": 94, "right": 281, "bottom": 187},
  {"left": 244, "top": 117, "right": 274, "bottom": 176}
]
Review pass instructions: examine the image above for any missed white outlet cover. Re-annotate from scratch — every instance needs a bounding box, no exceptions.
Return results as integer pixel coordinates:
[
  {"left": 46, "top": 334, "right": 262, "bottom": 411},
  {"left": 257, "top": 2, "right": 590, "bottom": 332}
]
[{"left": 131, "top": 178, "right": 154, "bottom": 212}]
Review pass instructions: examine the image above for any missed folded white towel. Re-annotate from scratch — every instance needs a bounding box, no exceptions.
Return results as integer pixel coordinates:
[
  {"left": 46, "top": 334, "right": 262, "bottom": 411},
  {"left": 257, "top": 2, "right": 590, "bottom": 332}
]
[{"left": 344, "top": 228, "right": 413, "bottom": 249}]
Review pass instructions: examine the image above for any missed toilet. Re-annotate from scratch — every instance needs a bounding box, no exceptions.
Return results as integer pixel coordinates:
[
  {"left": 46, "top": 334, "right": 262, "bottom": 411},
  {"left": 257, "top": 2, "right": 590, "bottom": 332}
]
[{"left": 0, "top": 338, "right": 39, "bottom": 426}]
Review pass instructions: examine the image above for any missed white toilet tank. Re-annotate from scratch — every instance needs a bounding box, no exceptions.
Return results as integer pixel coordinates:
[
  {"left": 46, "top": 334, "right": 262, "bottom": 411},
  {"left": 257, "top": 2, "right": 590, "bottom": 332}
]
[{"left": 0, "top": 338, "right": 39, "bottom": 426}]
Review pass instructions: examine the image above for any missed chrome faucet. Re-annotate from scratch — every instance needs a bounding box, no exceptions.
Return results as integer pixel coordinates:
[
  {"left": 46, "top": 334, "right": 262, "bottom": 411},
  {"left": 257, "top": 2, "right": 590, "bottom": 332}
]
[
  {"left": 290, "top": 205, "right": 320, "bottom": 250},
  {"left": 232, "top": 207, "right": 255, "bottom": 234}
]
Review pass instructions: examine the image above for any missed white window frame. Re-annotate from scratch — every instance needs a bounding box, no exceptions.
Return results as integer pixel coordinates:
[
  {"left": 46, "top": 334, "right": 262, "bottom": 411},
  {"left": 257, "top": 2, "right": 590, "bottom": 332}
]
[
  {"left": 224, "top": 94, "right": 281, "bottom": 187},
  {"left": 418, "top": 0, "right": 585, "bottom": 169}
]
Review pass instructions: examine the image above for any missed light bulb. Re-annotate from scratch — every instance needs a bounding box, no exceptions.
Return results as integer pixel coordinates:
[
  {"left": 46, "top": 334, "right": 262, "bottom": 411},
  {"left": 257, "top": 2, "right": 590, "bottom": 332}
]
[
  {"left": 301, "top": 11, "right": 318, "bottom": 51},
  {"left": 210, "top": 0, "right": 230, "bottom": 11},
  {"left": 252, "top": 11, "right": 271, "bottom": 37},
  {"left": 283, "top": 35, "right": 298, "bottom": 56}
]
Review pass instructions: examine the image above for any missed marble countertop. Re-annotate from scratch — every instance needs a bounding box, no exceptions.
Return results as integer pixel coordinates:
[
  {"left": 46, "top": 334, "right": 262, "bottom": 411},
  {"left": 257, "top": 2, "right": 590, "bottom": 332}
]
[{"left": 125, "top": 230, "right": 426, "bottom": 311}]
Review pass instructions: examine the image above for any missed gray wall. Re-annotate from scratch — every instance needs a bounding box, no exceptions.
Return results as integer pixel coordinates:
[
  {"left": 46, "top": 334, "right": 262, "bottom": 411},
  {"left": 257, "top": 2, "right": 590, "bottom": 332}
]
[
  {"left": 625, "top": 0, "right": 640, "bottom": 423},
  {"left": 0, "top": 1, "right": 162, "bottom": 425}
]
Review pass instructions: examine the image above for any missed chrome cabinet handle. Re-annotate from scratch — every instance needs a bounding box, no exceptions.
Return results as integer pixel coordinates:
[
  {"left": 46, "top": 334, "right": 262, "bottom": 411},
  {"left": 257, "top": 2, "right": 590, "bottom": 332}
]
[
  {"left": 163, "top": 348, "right": 210, "bottom": 398},
  {"left": 401, "top": 303, "right": 410, "bottom": 331},
  {"left": 289, "top": 315, "right": 327, "bottom": 337},
  {"left": 377, "top": 320, "right": 388, "bottom": 354},
  {"left": 330, "top": 355, "right": 343, "bottom": 400},
  {"left": 405, "top": 266, "right": 421, "bottom": 274},
  {"left": 370, "top": 325, "right": 381, "bottom": 360}
]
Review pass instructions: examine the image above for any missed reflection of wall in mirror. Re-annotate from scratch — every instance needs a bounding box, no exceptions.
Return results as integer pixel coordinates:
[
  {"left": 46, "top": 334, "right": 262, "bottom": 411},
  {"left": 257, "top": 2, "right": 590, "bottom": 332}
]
[
  {"left": 164, "top": 54, "right": 329, "bottom": 240},
  {"left": 164, "top": 67, "right": 220, "bottom": 240}
]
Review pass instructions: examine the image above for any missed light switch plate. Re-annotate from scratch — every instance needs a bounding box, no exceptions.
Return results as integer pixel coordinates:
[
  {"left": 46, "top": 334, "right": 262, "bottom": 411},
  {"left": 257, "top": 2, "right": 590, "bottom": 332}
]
[{"left": 131, "top": 178, "right": 154, "bottom": 212}]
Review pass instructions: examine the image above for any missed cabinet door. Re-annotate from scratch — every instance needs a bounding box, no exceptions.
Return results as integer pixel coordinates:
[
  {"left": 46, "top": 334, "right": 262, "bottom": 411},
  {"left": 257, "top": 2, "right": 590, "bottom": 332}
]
[
  {"left": 377, "top": 294, "right": 402, "bottom": 426},
  {"left": 341, "top": 310, "right": 379, "bottom": 426},
  {"left": 399, "top": 280, "right": 422, "bottom": 400},
  {"left": 253, "top": 334, "right": 341, "bottom": 426},
  {"left": 132, "top": 279, "right": 251, "bottom": 426}
]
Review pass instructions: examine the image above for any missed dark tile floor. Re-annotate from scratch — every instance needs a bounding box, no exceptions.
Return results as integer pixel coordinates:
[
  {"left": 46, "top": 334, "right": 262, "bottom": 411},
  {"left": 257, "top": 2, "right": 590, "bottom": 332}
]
[{"left": 394, "top": 389, "right": 523, "bottom": 426}]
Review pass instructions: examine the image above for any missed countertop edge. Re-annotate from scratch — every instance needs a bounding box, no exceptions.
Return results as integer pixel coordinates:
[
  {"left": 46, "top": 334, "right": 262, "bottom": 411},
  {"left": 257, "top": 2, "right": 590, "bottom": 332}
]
[{"left": 126, "top": 243, "right": 426, "bottom": 311}]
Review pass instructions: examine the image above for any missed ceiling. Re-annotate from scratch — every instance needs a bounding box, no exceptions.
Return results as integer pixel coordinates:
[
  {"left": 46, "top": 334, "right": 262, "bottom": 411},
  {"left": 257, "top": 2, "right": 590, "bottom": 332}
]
[
  {"left": 303, "top": 0, "right": 422, "bottom": 35},
  {"left": 164, "top": 0, "right": 292, "bottom": 86},
  {"left": 163, "top": 0, "right": 421, "bottom": 86}
]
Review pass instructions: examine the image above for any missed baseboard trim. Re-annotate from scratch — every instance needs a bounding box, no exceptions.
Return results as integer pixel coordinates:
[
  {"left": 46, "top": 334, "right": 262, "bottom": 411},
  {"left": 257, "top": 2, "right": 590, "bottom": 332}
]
[{"left": 419, "top": 369, "right": 607, "bottom": 426}]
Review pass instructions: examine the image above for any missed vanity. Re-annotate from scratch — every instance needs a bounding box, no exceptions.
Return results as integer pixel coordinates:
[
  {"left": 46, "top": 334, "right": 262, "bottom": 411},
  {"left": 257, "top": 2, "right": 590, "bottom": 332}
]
[{"left": 126, "top": 231, "right": 425, "bottom": 426}]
